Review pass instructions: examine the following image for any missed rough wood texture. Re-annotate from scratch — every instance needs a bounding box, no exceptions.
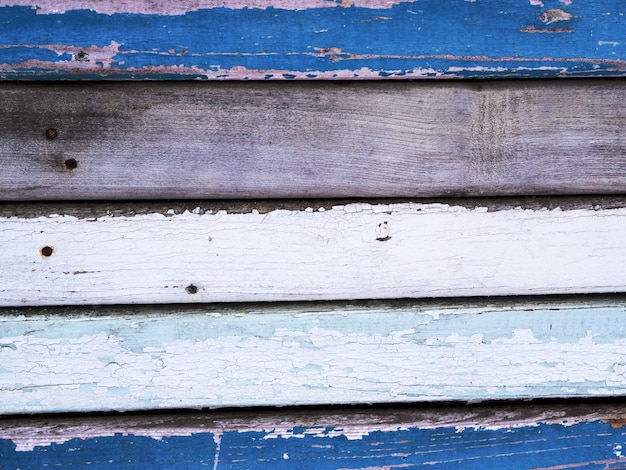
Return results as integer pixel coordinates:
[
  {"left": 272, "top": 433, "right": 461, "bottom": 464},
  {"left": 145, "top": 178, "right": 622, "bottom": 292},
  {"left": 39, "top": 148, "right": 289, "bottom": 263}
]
[
  {"left": 1, "top": 80, "right": 625, "bottom": 200},
  {"left": 1, "top": 200, "right": 625, "bottom": 306},
  {"left": 2, "top": 403, "right": 626, "bottom": 468},
  {"left": 1, "top": 297, "right": 626, "bottom": 413},
  {"left": 0, "top": 1, "right": 624, "bottom": 79}
]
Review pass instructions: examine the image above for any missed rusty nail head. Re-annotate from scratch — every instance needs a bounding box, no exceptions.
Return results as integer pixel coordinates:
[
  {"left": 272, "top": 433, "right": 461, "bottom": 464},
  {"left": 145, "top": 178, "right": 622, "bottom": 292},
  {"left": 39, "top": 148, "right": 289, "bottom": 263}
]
[
  {"left": 41, "top": 246, "right": 54, "bottom": 257},
  {"left": 45, "top": 128, "right": 58, "bottom": 140}
]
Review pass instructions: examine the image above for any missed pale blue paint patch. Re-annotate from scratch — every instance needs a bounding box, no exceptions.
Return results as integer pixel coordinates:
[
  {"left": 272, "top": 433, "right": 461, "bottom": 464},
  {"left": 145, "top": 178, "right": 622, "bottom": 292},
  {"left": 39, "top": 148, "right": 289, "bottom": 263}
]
[
  {"left": 413, "top": 307, "right": 626, "bottom": 345},
  {"left": 97, "top": 356, "right": 117, "bottom": 364},
  {"left": 78, "top": 384, "right": 94, "bottom": 394},
  {"left": 291, "top": 364, "right": 324, "bottom": 374}
]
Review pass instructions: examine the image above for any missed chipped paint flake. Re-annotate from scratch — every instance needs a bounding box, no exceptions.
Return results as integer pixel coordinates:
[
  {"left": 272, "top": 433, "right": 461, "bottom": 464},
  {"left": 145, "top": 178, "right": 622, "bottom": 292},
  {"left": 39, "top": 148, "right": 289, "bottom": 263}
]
[{"left": 538, "top": 9, "right": 573, "bottom": 25}]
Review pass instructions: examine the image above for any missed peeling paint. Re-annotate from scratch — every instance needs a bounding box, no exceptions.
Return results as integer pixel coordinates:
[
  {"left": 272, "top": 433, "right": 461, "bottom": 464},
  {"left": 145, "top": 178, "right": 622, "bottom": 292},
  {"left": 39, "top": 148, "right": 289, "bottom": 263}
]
[
  {"left": 538, "top": 9, "right": 573, "bottom": 25},
  {"left": 1, "top": 56, "right": 623, "bottom": 80},
  {"left": 1, "top": 301, "right": 626, "bottom": 413},
  {"left": 2, "top": 416, "right": 626, "bottom": 468},
  {"left": 520, "top": 26, "right": 575, "bottom": 33},
  {"left": 0, "top": 0, "right": 417, "bottom": 14},
  {"left": 0, "top": 41, "right": 121, "bottom": 69}
]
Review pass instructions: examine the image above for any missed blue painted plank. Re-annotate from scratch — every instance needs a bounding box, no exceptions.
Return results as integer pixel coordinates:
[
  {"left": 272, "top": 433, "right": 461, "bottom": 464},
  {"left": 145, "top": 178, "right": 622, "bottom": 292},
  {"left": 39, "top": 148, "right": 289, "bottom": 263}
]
[
  {"left": 0, "top": 0, "right": 624, "bottom": 79},
  {"left": 2, "top": 410, "right": 626, "bottom": 469}
]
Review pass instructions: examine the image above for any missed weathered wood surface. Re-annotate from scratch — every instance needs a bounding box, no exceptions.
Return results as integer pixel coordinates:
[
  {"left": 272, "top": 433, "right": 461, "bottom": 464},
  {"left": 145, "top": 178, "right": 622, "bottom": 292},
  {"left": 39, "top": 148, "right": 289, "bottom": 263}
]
[
  {"left": 2, "top": 199, "right": 626, "bottom": 306},
  {"left": 0, "top": 1, "right": 624, "bottom": 79},
  {"left": 1, "top": 297, "right": 626, "bottom": 413},
  {"left": 1, "top": 80, "right": 625, "bottom": 200},
  {"left": 2, "top": 403, "right": 626, "bottom": 468}
]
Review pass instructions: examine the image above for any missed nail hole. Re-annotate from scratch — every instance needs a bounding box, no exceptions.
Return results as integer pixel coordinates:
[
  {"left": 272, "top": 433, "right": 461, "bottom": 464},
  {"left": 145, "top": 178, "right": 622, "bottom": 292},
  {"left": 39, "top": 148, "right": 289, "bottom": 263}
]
[
  {"left": 75, "top": 51, "right": 90, "bottom": 62},
  {"left": 40, "top": 246, "right": 54, "bottom": 257},
  {"left": 45, "top": 128, "right": 58, "bottom": 140},
  {"left": 376, "top": 221, "right": 391, "bottom": 242},
  {"left": 64, "top": 158, "right": 78, "bottom": 170},
  {"left": 185, "top": 284, "right": 198, "bottom": 294}
]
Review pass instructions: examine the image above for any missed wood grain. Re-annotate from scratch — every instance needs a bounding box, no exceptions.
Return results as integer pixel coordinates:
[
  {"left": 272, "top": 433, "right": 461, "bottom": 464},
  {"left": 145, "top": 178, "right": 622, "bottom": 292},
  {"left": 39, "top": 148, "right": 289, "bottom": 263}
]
[
  {"left": 1, "top": 80, "right": 625, "bottom": 200},
  {"left": 2, "top": 296, "right": 626, "bottom": 413},
  {"left": 2, "top": 200, "right": 626, "bottom": 306},
  {"left": 2, "top": 402, "right": 626, "bottom": 468},
  {"left": 0, "top": 1, "right": 624, "bottom": 79}
]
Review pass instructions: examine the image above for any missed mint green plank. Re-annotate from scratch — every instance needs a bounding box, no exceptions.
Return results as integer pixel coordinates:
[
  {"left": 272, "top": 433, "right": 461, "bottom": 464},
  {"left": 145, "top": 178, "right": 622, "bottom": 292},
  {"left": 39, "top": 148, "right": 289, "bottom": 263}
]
[{"left": 2, "top": 298, "right": 626, "bottom": 413}]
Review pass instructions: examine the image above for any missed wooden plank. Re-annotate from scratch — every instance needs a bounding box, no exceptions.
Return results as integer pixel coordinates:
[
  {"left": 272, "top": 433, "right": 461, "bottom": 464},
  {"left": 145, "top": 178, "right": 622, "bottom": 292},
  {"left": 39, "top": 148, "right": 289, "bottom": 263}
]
[
  {"left": 4, "top": 407, "right": 626, "bottom": 468},
  {"left": 2, "top": 404, "right": 626, "bottom": 469},
  {"left": 1, "top": 80, "right": 625, "bottom": 200},
  {"left": 0, "top": 1, "right": 624, "bottom": 79},
  {"left": 2, "top": 199, "right": 626, "bottom": 306},
  {"left": 1, "top": 297, "right": 626, "bottom": 413}
]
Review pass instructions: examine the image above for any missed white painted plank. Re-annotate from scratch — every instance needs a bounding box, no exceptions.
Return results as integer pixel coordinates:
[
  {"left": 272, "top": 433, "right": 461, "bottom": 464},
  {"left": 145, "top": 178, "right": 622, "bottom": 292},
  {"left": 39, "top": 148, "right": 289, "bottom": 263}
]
[
  {"left": 2, "top": 202, "right": 626, "bottom": 306},
  {"left": 1, "top": 298, "right": 626, "bottom": 413}
]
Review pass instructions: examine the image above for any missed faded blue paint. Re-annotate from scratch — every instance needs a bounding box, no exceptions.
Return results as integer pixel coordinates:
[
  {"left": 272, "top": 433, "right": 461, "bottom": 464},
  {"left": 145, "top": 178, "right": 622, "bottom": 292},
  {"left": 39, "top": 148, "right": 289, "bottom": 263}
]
[
  {"left": 0, "top": 0, "right": 624, "bottom": 79},
  {"left": 1, "top": 421, "right": 626, "bottom": 468},
  {"left": 3, "top": 304, "right": 626, "bottom": 350}
]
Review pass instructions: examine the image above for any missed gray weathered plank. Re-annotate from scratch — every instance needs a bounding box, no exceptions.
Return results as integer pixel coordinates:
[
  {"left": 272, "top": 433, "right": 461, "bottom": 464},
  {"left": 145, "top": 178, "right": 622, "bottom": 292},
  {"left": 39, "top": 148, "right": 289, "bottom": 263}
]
[{"left": 1, "top": 80, "right": 625, "bottom": 200}]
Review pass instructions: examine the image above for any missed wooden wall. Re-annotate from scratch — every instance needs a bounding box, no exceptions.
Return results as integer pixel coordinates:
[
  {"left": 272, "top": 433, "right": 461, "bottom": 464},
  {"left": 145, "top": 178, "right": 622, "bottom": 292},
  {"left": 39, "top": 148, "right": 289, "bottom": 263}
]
[{"left": 1, "top": 0, "right": 625, "bottom": 467}]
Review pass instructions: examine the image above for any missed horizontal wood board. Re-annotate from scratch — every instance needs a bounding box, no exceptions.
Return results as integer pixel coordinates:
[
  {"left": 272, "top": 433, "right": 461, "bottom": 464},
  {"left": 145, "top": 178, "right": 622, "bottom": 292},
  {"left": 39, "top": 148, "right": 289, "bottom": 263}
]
[
  {"left": 0, "top": 1, "right": 624, "bottom": 79},
  {"left": 2, "top": 403, "right": 626, "bottom": 468},
  {"left": 2, "top": 80, "right": 625, "bottom": 200},
  {"left": 1, "top": 297, "right": 626, "bottom": 413},
  {"left": 2, "top": 200, "right": 626, "bottom": 306}
]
